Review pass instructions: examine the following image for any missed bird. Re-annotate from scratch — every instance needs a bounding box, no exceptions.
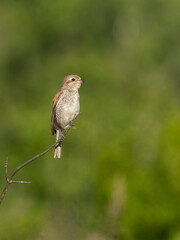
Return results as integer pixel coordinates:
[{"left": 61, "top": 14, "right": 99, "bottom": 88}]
[{"left": 51, "top": 74, "right": 84, "bottom": 158}]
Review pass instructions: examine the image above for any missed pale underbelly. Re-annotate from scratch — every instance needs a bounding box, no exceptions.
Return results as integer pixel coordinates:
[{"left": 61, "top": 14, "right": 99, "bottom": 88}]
[{"left": 56, "top": 100, "right": 80, "bottom": 129}]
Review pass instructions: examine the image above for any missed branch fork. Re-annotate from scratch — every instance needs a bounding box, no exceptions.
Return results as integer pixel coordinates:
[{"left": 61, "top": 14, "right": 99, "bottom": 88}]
[
  {"left": 0, "top": 123, "right": 73, "bottom": 205},
  {"left": 5, "top": 157, "right": 32, "bottom": 184}
]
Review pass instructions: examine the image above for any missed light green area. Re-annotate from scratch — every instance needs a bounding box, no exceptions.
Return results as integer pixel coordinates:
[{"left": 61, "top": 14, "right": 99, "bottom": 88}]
[{"left": 0, "top": 0, "right": 180, "bottom": 239}]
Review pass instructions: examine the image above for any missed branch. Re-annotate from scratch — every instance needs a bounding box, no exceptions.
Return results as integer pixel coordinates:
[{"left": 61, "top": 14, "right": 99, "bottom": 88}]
[{"left": 0, "top": 126, "right": 72, "bottom": 205}]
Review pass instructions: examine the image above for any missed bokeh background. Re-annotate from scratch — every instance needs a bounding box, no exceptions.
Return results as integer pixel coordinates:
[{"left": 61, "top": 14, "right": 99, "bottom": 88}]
[{"left": 0, "top": 0, "right": 180, "bottom": 239}]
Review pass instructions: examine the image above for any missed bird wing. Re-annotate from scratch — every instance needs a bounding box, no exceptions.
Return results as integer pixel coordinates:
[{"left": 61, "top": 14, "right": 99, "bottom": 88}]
[{"left": 51, "top": 90, "right": 63, "bottom": 135}]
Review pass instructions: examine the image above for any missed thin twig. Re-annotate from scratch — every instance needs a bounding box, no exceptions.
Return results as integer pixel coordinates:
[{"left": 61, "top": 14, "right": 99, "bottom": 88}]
[
  {"left": 0, "top": 126, "right": 72, "bottom": 205},
  {"left": 5, "top": 157, "right": 8, "bottom": 182}
]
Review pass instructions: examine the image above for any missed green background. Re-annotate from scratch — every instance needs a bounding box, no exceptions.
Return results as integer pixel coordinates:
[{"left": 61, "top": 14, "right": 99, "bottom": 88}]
[{"left": 0, "top": 0, "right": 180, "bottom": 239}]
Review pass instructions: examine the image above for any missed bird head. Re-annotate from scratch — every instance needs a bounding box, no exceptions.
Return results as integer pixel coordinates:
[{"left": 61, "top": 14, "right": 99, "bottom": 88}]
[{"left": 63, "top": 74, "right": 84, "bottom": 90}]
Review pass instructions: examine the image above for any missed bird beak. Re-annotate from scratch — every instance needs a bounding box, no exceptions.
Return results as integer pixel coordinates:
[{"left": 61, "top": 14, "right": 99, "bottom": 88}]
[{"left": 81, "top": 79, "right": 85, "bottom": 83}]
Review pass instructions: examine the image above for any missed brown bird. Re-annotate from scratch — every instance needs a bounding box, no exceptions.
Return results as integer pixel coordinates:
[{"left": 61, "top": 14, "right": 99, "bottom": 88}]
[{"left": 51, "top": 74, "right": 84, "bottom": 158}]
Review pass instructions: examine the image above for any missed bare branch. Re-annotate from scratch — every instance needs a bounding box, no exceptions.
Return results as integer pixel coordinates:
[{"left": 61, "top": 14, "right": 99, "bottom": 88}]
[
  {"left": 5, "top": 157, "right": 9, "bottom": 182},
  {"left": 10, "top": 180, "right": 32, "bottom": 184},
  {"left": 0, "top": 125, "right": 72, "bottom": 205}
]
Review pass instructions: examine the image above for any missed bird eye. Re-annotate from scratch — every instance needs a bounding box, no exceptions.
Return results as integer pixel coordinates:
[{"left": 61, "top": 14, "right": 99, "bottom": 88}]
[{"left": 72, "top": 78, "right": 75, "bottom": 81}]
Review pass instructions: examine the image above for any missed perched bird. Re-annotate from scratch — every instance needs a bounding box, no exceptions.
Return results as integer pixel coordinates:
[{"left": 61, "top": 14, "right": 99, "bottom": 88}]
[{"left": 51, "top": 74, "right": 84, "bottom": 158}]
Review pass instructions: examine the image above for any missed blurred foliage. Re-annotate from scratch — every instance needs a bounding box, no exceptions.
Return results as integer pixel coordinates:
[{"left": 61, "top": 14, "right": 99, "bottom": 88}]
[{"left": 0, "top": 0, "right": 180, "bottom": 239}]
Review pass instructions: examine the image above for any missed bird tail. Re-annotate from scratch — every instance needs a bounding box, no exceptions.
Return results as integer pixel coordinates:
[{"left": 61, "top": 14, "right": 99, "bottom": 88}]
[{"left": 54, "top": 129, "right": 62, "bottom": 158}]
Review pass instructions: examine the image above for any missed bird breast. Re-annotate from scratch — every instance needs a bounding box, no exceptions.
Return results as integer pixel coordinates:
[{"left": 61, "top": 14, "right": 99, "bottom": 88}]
[{"left": 55, "top": 90, "right": 80, "bottom": 129}]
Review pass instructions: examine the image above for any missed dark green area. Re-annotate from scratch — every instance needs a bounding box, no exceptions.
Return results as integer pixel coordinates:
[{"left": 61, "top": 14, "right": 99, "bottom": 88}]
[{"left": 0, "top": 0, "right": 180, "bottom": 239}]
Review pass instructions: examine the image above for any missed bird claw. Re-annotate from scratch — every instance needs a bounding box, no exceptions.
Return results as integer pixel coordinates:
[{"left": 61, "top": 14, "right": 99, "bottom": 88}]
[{"left": 61, "top": 134, "right": 65, "bottom": 141}]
